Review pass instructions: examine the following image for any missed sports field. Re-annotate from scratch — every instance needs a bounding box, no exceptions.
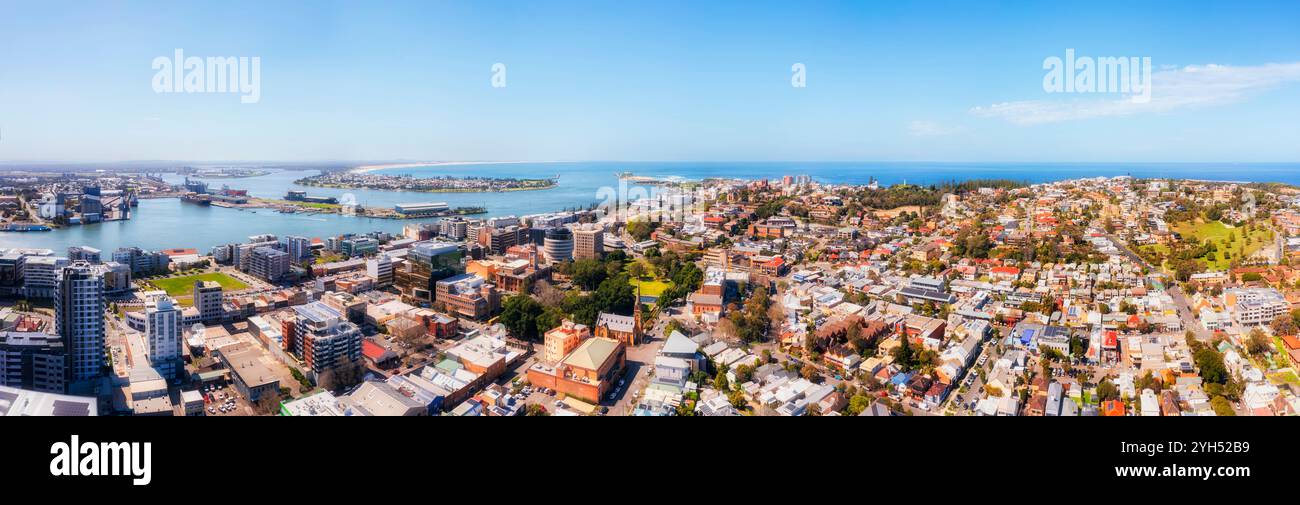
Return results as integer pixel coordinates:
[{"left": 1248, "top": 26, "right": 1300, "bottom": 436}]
[{"left": 146, "top": 272, "right": 249, "bottom": 296}]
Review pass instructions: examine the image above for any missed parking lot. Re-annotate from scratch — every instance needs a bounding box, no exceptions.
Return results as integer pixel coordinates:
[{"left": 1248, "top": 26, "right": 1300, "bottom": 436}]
[{"left": 199, "top": 383, "right": 253, "bottom": 416}]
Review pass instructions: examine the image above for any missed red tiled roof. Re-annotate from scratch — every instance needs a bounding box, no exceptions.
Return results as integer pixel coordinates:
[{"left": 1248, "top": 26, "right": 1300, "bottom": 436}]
[
  {"left": 1103, "top": 330, "right": 1119, "bottom": 349},
  {"left": 361, "top": 340, "right": 389, "bottom": 360}
]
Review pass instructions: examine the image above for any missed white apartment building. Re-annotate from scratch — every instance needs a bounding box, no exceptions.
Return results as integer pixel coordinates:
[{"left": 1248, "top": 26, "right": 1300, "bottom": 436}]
[
  {"left": 1225, "top": 288, "right": 1290, "bottom": 326},
  {"left": 144, "top": 293, "right": 182, "bottom": 379},
  {"left": 366, "top": 255, "right": 394, "bottom": 287},
  {"left": 21, "top": 255, "right": 70, "bottom": 298},
  {"left": 194, "top": 280, "right": 224, "bottom": 323}
]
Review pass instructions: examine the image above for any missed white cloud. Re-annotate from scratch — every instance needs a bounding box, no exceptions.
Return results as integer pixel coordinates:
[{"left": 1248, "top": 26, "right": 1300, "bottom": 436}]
[
  {"left": 907, "top": 120, "right": 962, "bottom": 136},
  {"left": 970, "top": 62, "right": 1300, "bottom": 125}
]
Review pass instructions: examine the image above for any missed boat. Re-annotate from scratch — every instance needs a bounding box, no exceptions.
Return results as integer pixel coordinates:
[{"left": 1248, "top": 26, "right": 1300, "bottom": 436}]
[{"left": 180, "top": 194, "right": 211, "bottom": 206}]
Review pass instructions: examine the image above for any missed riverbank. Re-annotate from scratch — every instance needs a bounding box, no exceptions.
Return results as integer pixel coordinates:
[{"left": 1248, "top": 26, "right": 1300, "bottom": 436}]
[
  {"left": 296, "top": 170, "right": 558, "bottom": 193},
  {"left": 11, "top": 161, "right": 1300, "bottom": 253},
  {"left": 211, "top": 197, "right": 486, "bottom": 219},
  {"left": 188, "top": 171, "right": 271, "bottom": 179},
  {"left": 296, "top": 181, "right": 558, "bottom": 193}
]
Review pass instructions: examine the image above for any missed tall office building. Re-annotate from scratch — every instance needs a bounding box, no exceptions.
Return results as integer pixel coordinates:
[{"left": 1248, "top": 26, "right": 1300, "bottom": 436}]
[
  {"left": 56, "top": 262, "right": 105, "bottom": 382},
  {"left": 543, "top": 227, "right": 574, "bottom": 263},
  {"left": 340, "top": 237, "right": 379, "bottom": 257},
  {"left": 194, "top": 280, "right": 224, "bottom": 323},
  {"left": 438, "top": 217, "right": 469, "bottom": 240},
  {"left": 281, "top": 235, "right": 312, "bottom": 263},
  {"left": 573, "top": 225, "right": 604, "bottom": 260},
  {"left": 478, "top": 225, "right": 526, "bottom": 255},
  {"left": 291, "top": 302, "right": 363, "bottom": 379},
  {"left": 234, "top": 240, "right": 278, "bottom": 272},
  {"left": 112, "top": 247, "right": 169, "bottom": 275},
  {"left": 394, "top": 241, "right": 463, "bottom": 305},
  {"left": 144, "top": 293, "right": 182, "bottom": 379}
]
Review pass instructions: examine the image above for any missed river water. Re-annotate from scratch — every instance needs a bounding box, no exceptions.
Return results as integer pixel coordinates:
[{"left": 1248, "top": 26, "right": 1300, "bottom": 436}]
[{"left": 3, "top": 161, "right": 1297, "bottom": 253}]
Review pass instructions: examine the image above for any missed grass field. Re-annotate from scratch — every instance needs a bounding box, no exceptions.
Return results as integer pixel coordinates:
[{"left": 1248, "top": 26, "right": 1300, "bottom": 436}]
[
  {"left": 626, "top": 259, "right": 672, "bottom": 300},
  {"left": 1268, "top": 371, "right": 1299, "bottom": 387},
  {"left": 630, "top": 278, "right": 671, "bottom": 298},
  {"left": 1167, "top": 219, "right": 1274, "bottom": 271},
  {"left": 145, "top": 272, "right": 249, "bottom": 296}
]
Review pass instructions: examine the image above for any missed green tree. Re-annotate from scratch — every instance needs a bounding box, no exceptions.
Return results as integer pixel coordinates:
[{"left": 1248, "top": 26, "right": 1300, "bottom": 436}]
[
  {"left": 625, "top": 261, "right": 647, "bottom": 280},
  {"left": 535, "top": 306, "right": 566, "bottom": 336},
  {"left": 1096, "top": 378, "right": 1121, "bottom": 402},
  {"left": 1195, "top": 347, "right": 1229, "bottom": 385},
  {"left": 570, "top": 258, "right": 608, "bottom": 290},
  {"left": 846, "top": 395, "right": 872, "bottom": 416},
  {"left": 1270, "top": 313, "right": 1297, "bottom": 336},
  {"left": 499, "top": 295, "right": 544, "bottom": 340},
  {"left": 663, "top": 319, "right": 685, "bottom": 337},
  {"left": 1210, "top": 396, "right": 1236, "bottom": 416},
  {"left": 626, "top": 219, "right": 656, "bottom": 241},
  {"left": 713, "top": 370, "right": 730, "bottom": 391},
  {"left": 1245, "top": 328, "right": 1271, "bottom": 357}
]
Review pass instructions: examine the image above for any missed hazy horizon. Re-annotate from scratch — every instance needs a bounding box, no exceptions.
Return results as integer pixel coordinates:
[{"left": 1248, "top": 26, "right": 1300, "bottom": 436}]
[{"left": 2, "top": 1, "right": 1298, "bottom": 162}]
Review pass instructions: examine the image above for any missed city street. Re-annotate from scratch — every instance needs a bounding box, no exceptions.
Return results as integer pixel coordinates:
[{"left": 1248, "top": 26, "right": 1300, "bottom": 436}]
[{"left": 609, "top": 311, "right": 672, "bottom": 416}]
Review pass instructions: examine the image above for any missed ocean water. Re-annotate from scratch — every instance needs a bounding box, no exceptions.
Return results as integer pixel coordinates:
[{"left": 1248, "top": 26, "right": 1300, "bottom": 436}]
[{"left": 3, "top": 161, "right": 1298, "bottom": 253}]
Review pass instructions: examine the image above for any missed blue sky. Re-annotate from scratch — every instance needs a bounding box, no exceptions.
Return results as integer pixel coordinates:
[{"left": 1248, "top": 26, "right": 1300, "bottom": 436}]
[{"left": 1, "top": 0, "right": 1298, "bottom": 162}]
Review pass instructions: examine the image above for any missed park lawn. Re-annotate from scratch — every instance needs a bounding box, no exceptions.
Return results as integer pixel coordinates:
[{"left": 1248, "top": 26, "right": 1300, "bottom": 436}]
[
  {"left": 316, "top": 253, "right": 345, "bottom": 265},
  {"left": 1173, "top": 220, "right": 1233, "bottom": 242},
  {"left": 625, "top": 259, "right": 672, "bottom": 299},
  {"left": 146, "top": 272, "right": 248, "bottom": 296},
  {"left": 1272, "top": 337, "right": 1292, "bottom": 369},
  {"left": 1141, "top": 243, "right": 1170, "bottom": 255},
  {"left": 1139, "top": 244, "right": 1171, "bottom": 271},
  {"left": 1268, "top": 371, "right": 1300, "bottom": 387},
  {"left": 630, "top": 277, "right": 671, "bottom": 298},
  {"left": 1171, "top": 219, "right": 1274, "bottom": 271}
]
